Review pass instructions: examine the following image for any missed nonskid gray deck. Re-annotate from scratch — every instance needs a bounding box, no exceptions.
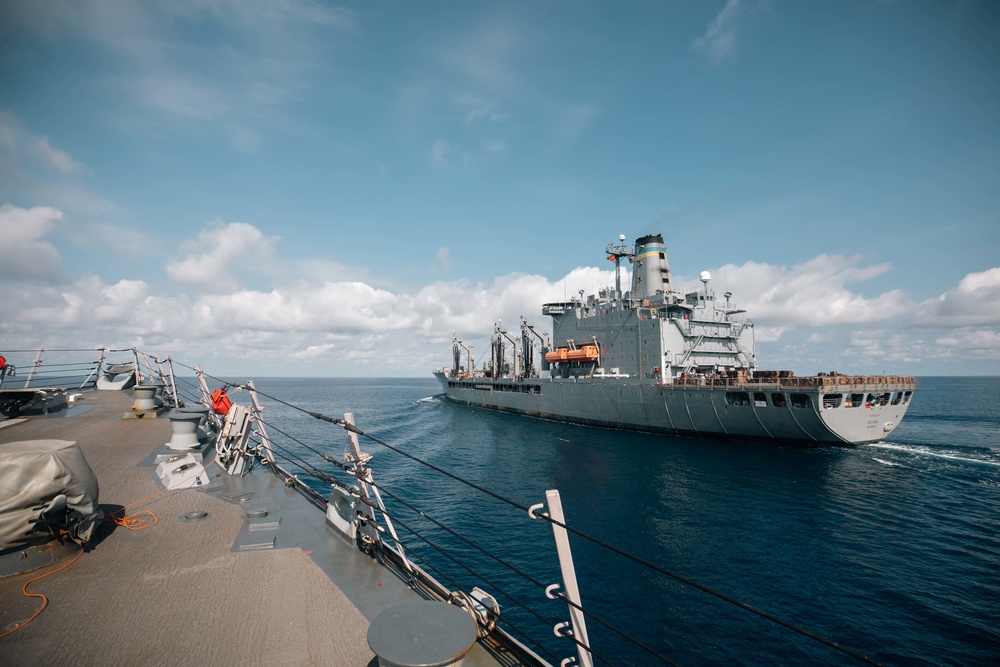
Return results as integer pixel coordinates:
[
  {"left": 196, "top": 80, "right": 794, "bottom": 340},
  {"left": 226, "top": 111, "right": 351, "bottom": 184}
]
[{"left": 0, "top": 389, "right": 507, "bottom": 666}]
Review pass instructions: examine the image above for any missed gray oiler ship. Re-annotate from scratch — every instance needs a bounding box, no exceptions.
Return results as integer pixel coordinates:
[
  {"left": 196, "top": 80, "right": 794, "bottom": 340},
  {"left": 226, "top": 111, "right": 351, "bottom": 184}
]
[{"left": 435, "top": 234, "right": 917, "bottom": 445}]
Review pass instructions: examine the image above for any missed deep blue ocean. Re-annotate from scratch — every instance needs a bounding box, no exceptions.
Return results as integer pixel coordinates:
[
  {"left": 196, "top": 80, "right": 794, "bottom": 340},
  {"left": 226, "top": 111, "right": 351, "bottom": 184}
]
[{"left": 247, "top": 376, "right": 1000, "bottom": 667}]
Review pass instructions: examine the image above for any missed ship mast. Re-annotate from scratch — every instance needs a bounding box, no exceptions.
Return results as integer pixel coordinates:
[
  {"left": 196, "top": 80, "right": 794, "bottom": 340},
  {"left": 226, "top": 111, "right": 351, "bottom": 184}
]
[{"left": 605, "top": 234, "right": 633, "bottom": 298}]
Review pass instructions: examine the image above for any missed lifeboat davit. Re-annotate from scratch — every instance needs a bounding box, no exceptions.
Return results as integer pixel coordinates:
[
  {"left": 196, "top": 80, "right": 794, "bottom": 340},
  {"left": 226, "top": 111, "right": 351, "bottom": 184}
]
[{"left": 544, "top": 345, "right": 599, "bottom": 363}]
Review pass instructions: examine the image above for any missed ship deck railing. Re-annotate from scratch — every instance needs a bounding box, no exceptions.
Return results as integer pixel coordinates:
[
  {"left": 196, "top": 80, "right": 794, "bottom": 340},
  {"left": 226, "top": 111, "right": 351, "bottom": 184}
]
[{"left": 668, "top": 375, "right": 918, "bottom": 390}]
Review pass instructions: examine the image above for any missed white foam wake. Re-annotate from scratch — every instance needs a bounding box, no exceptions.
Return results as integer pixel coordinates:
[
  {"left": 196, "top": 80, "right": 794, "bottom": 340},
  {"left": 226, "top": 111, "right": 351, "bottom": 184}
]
[
  {"left": 867, "top": 442, "right": 1000, "bottom": 467},
  {"left": 872, "top": 457, "right": 902, "bottom": 467}
]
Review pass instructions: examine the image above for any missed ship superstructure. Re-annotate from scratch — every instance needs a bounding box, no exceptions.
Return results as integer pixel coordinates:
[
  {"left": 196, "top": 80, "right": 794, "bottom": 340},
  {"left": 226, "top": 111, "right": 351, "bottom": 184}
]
[
  {"left": 435, "top": 234, "right": 917, "bottom": 445},
  {"left": 543, "top": 233, "right": 756, "bottom": 383}
]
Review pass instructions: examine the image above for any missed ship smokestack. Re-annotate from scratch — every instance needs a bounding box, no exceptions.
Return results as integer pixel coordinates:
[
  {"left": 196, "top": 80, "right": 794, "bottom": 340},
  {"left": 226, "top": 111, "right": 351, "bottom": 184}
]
[{"left": 630, "top": 234, "right": 671, "bottom": 299}]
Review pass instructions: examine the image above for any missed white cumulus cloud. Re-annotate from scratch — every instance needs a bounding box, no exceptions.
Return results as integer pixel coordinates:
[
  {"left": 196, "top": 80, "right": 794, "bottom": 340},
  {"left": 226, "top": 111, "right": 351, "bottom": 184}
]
[
  {"left": 2, "top": 217, "right": 998, "bottom": 376},
  {"left": 912, "top": 267, "right": 1000, "bottom": 328},
  {"left": 936, "top": 329, "right": 1000, "bottom": 354},
  {"left": 165, "top": 221, "right": 279, "bottom": 294},
  {"left": 0, "top": 203, "right": 64, "bottom": 279},
  {"left": 712, "top": 254, "right": 908, "bottom": 327}
]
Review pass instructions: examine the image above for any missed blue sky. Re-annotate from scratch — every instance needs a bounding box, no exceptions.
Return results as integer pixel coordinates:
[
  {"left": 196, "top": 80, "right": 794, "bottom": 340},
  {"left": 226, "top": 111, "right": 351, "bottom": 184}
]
[{"left": 1, "top": 0, "right": 998, "bottom": 377}]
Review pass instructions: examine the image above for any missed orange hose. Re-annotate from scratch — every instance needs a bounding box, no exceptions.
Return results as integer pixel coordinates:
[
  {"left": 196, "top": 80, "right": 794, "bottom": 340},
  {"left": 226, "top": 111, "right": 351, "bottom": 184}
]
[
  {"left": 103, "top": 456, "right": 218, "bottom": 529},
  {"left": 2, "top": 456, "right": 220, "bottom": 638},
  {"left": 0, "top": 548, "right": 84, "bottom": 639}
]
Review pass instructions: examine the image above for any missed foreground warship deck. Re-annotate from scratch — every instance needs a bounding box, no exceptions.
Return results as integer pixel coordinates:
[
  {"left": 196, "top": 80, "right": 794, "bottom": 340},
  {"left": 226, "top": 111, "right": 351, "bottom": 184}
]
[
  {"left": 0, "top": 349, "right": 896, "bottom": 666},
  {"left": 0, "top": 389, "right": 500, "bottom": 666}
]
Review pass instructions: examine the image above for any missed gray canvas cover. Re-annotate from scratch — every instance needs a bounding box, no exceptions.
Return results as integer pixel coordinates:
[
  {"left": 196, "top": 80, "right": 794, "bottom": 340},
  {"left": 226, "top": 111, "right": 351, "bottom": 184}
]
[{"left": 0, "top": 439, "right": 101, "bottom": 551}]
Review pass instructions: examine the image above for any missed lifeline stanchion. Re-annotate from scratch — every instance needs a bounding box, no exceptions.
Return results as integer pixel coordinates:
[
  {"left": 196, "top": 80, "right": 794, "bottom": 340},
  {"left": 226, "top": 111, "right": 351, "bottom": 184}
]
[{"left": 531, "top": 489, "right": 593, "bottom": 667}]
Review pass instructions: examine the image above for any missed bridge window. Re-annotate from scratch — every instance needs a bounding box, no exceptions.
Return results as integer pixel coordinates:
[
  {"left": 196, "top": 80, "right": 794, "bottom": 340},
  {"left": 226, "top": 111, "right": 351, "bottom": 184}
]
[
  {"left": 903, "top": 391, "right": 912, "bottom": 403},
  {"left": 771, "top": 393, "right": 787, "bottom": 408},
  {"left": 845, "top": 393, "right": 864, "bottom": 408},
  {"left": 891, "top": 392, "right": 903, "bottom": 405},
  {"left": 754, "top": 392, "right": 767, "bottom": 407}
]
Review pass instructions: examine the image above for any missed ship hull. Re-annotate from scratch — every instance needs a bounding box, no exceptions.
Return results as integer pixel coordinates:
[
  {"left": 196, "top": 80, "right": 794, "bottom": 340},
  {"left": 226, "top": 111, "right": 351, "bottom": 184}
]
[{"left": 433, "top": 372, "right": 916, "bottom": 445}]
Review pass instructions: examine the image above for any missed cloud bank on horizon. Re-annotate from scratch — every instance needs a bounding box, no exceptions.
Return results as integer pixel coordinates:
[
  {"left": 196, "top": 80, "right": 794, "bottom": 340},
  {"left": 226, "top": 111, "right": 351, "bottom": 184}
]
[
  {"left": 1, "top": 1, "right": 998, "bottom": 377},
  {"left": 3, "top": 203, "right": 998, "bottom": 377}
]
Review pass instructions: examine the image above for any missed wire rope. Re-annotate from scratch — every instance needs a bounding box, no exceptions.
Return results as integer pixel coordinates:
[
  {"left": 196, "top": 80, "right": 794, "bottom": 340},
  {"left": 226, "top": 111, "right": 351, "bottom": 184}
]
[
  {"left": 172, "top": 363, "right": 882, "bottom": 666},
  {"left": 383, "top": 512, "right": 587, "bottom": 665},
  {"left": 313, "top": 408, "right": 881, "bottom": 666},
  {"left": 372, "top": 480, "right": 679, "bottom": 666},
  {"left": 387, "top": 542, "right": 562, "bottom": 665}
]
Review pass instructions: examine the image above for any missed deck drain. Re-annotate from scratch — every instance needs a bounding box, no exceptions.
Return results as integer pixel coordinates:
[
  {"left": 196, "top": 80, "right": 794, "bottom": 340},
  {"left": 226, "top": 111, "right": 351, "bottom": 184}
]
[
  {"left": 246, "top": 509, "right": 268, "bottom": 519},
  {"left": 180, "top": 510, "right": 210, "bottom": 522}
]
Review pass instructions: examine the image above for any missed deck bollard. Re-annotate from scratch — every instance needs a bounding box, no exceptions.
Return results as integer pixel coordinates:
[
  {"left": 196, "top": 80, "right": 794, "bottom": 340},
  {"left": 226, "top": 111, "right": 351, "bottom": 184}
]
[
  {"left": 166, "top": 411, "right": 204, "bottom": 450},
  {"left": 178, "top": 405, "right": 212, "bottom": 441},
  {"left": 130, "top": 384, "right": 163, "bottom": 412}
]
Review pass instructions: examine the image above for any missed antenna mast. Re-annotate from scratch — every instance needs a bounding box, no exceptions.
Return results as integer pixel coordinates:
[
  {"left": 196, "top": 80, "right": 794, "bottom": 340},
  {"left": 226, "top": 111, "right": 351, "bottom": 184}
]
[{"left": 605, "top": 234, "right": 633, "bottom": 296}]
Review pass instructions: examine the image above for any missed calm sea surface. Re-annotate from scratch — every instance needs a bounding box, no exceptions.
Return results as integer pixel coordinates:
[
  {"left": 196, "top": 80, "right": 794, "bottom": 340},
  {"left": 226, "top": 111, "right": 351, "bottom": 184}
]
[{"left": 246, "top": 376, "right": 1000, "bottom": 666}]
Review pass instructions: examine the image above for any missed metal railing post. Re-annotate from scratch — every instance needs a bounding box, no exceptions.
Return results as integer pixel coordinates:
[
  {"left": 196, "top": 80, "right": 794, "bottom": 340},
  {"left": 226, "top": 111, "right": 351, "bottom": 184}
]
[
  {"left": 24, "top": 348, "right": 44, "bottom": 388},
  {"left": 165, "top": 357, "right": 179, "bottom": 408},
  {"left": 140, "top": 351, "right": 156, "bottom": 384},
  {"left": 155, "top": 355, "right": 178, "bottom": 407},
  {"left": 193, "top": 364, "right": 209, "bottom": 401},
  {"left": 81, "top": 347, "right": 107, "bottom": 389},
  {"left": 344, "top": 413, "right": 413, "bottom": 573},
  {"left": 193, "top": 364, "right": 225, "bottom": 432},
  {"left": 245, "top": 380, "right": 274, "bottom": 465},
  {"left": 132, "top": 348, "right": 143, "bottom": 383},
  {"left": 531, "top": 489, "right": 593, "bottom": 667}
]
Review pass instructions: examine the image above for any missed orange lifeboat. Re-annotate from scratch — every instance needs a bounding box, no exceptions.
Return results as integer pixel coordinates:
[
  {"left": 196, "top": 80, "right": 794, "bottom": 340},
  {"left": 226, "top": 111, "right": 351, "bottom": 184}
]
[{"left": 544, "top": 344, "right": 599, "bottom": 363}]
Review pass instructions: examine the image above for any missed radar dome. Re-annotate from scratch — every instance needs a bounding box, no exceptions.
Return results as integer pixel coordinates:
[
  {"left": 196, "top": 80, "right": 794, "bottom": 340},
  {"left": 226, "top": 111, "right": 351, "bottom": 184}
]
[{"left": 699, "top": 271, "right": 712, "bottom": 283}]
